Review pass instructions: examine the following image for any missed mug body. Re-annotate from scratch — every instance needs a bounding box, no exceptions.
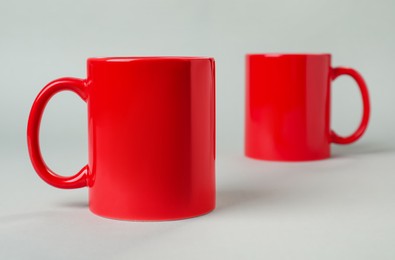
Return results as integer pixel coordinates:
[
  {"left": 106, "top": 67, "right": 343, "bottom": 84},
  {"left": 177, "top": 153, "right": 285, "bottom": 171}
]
[
  {"left": 86, "top": 57, "right": 216, "bottom": 220},
  {"left": 245, "top": 54, "right": 331, "bottom": 161}
]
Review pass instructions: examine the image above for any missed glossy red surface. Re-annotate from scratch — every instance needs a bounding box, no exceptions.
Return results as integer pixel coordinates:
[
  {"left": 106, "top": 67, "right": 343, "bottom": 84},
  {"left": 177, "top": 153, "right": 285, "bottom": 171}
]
[
  {"left": 27, "top": 57, "right": 216, "bottom": 220},
  {"left": 245, "top": 54, "right": 370, "bottom": 161}
]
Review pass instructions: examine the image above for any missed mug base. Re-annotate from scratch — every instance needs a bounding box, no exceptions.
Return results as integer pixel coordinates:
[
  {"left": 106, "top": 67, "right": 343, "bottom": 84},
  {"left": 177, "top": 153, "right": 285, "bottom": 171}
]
[
  {"left": 245, "top": 152, "right": 330, "bottom": 162},
  {"left": 88, "top": 205, "right": 216, "bottom": 222}
]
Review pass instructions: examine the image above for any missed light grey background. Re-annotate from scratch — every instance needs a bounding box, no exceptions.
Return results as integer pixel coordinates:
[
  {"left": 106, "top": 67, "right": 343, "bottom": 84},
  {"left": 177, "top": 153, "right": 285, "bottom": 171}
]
[{"left": 1, "top": 0, "right": 394, "bottom": 259}]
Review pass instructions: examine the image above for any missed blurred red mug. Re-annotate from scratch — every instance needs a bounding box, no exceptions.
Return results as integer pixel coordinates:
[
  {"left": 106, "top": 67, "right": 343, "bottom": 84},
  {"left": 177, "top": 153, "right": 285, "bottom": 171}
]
[
  {"left": 245, "top": 54, "right": 370, "bottom": 161},
  {"left": 27, "top": 57, "right": 216, "bottom": 220}
]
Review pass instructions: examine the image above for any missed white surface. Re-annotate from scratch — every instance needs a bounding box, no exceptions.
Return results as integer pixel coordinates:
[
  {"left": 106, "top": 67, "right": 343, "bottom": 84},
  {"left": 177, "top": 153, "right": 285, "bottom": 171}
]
[
  {"left": 1, "top": 0, "right": 395, "bottom": 259},
  {"left": 1, "top": 145, "right": 395, "bottom": 259}
]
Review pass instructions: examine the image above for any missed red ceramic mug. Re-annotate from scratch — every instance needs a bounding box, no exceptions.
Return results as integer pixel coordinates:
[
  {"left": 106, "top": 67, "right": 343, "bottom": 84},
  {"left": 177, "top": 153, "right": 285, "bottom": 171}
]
[
  {"left": 245, "top": 54, "right": 370, "bottom": 161},
  {"left": 27, "top": 57, "right": 216, "bottom": 220}
]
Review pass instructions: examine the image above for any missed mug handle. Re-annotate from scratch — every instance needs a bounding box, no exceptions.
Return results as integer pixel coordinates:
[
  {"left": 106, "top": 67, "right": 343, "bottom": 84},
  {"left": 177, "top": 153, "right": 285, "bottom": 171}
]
[
  {"left": 27, "top": 77, "right": 89, "bottom": 189},
  {"left": 330, "top": 67, "right": 370, "bottom": 144}
]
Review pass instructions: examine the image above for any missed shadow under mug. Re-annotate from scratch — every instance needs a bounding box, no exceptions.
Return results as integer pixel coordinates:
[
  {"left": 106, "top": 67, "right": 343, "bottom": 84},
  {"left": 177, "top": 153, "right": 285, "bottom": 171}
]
[
  {"left": 27, "top": 57, "right": 216, "bottom": 221},
  {"left": 245, "top": 53, "right": 370, "bottom": 161}
]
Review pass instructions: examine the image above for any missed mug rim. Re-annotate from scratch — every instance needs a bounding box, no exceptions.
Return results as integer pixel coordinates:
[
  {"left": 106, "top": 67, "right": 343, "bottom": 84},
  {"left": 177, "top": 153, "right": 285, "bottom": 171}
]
[
  {"left": 88, "top": 56, "right": 214, "bottom": 62},
  {"left": 246, "top": 53, "right": 331, "bottom": 57}
]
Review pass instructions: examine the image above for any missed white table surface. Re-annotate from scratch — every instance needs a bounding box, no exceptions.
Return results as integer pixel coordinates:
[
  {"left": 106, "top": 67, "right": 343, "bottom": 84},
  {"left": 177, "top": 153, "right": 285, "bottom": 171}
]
[{"left": 1, "top": 144, "right": 394, "bottom": 260}]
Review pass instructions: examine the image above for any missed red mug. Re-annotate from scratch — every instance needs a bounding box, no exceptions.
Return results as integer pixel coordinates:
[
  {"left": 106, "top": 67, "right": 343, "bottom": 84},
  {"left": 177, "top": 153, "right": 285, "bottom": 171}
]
[
  {"left": 27, "top": 57, "right": 216, "bottom": 220},
  {"left": 245, "top": 54, "right": 370, "bottom": 161}
]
